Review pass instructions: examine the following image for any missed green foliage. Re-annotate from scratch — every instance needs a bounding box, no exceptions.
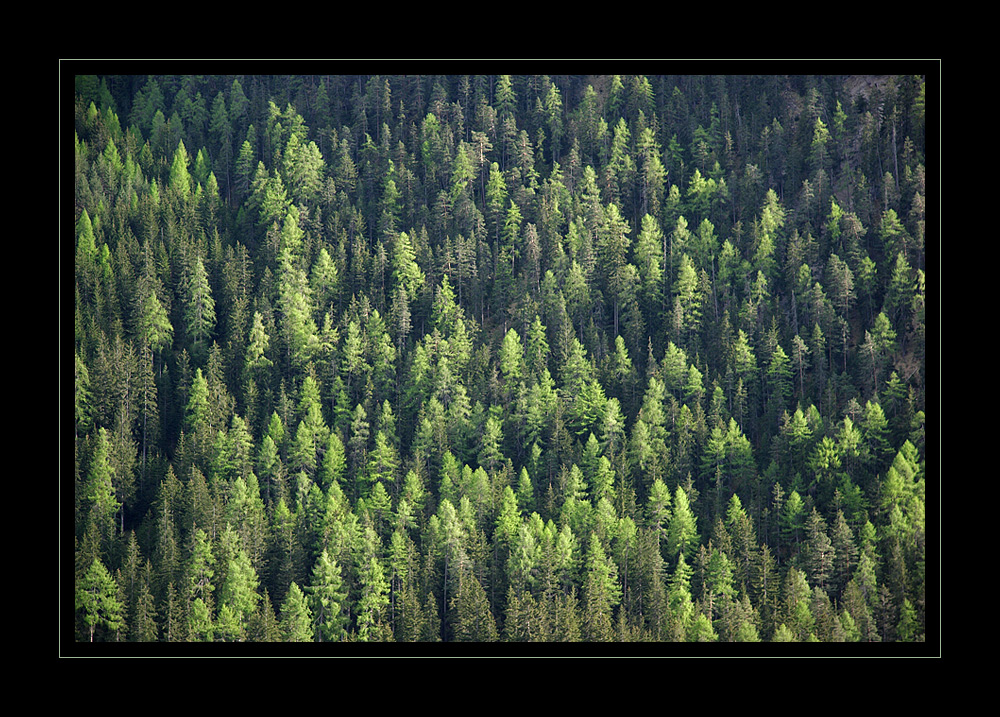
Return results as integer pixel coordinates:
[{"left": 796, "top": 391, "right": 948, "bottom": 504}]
[
  {"left": 279, "top": 582, "right": 314, "bottom": 642},
  {"left": 181, "top": 255, "right": 216, "bottom": 349},
  {"left": 76, "top": 558, "right": 124, "bottom": 641},
  {"left": 73, "top": 71, "right": 930, "bottom": 646},
  {"left": 666, "top": 486, "right": 699, "bottom": 564},
  {"left": 306, "top": 549, "right": 348, "bottom": 642}
]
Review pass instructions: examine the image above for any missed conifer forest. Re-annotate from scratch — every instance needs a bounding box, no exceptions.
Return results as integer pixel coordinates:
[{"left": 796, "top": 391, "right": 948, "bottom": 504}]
[{"left": 68, "top": 65, "right": 936, "bottom": 651}]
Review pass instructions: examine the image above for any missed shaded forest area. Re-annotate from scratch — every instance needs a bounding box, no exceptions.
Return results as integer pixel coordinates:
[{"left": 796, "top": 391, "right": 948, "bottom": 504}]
[{"left": 69, "top": 68, "right": 934, "bottom": 648}]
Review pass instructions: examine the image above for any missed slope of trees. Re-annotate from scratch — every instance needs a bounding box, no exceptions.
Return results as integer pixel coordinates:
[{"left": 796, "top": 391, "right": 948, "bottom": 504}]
[{"left": 70, "top": 69, "right": 933, "bottom": 648}]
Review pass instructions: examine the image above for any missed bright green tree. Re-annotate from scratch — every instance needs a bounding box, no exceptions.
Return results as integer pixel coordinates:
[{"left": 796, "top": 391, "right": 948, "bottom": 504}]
[
  {"left": 169, "top": 140, "right": 192, "bottom": 196},
  {"left": 136, "top": 285, "right": 173, "bottom": 354},
  {"left": 189, "top": 596, "right": 214, "bottom": 642},
  {"left": 393, "top": 231, "right": 424, "bottom": 302},
  {"left": 630, "top": 376, "right": 669, "bottom": 489},
  {"left": 767, "top": 343, "right": 793, "bottom": 411},
  {"left": 76, "top": 558, "right": 124, "bottom": 642},
  {"left": 277, "top": 243, "right": 319, "bottom": 371},
  {"left": 306, "top": 549, "right": 348, "bottom": 642},
  {"left": 355, "top": 526, "right": 391, "bottom": 641},
  {"left": 499, "top": 327, "right": 525, "bottom": 392},
  {"left": 186, "top": 527, "right": 216, "bottom": 611},
  {"left": 582, "top": 537, "right": 621, "bottom": 642},
  {"left": 780, "top": 566, "right": 815, "bottom": 642},
  {"left": 666, "top": 552, "right": 696, "bottom": 640},
  {"left": 85, "top": 427, "right": 120, "bottom": 544},
  {"left": 279, "top": 582, "right": 314, "bottom": 642},
  {"left": 310, "top": 247, "right": 340, "bottom": 314},
  {"left": 218, "top": 548, "right": 259, "bottom": 639},
  {"left": 896, "top": 598, "right": 919, "bottom": 642},
  {"left": 646, "top": 478, "right": 672, "bottom": 544},
  {"left": 666, "top": 485, "right": 699, "bottom": 564},
  {"left": 181, "top": 255, "right": 216, "bottom": 350},
  {"left": 884, "top": 251, "right": 916, "bottom": 332},
  {"left": 244, "top": 310, "right": 272, "bottom": 377},
  {"left": 754, "top": 189, "right": 785, "bottom": 280}
]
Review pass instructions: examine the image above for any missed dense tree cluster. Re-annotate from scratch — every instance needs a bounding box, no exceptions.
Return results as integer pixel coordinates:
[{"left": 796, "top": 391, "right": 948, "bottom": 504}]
[{"left": 71, "top": 70, "right": 931, "bottom": 647}]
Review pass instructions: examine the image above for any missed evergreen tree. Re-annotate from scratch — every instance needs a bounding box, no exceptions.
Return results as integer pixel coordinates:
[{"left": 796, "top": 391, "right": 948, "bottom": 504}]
[
  {"left": 76, "top": 558, "right": 124, "bottom": 642},
  {"left": 306, "top": 549, "right": 348, "bottom": 642},
  {"left": 279, "top": 582, "right": 314, "bottom": 642},
  {"left": 451, "top": 567, "right": 498, "bottom": 642},
  {"left": 582, "top": 537, "right": 621, "bottom": 642},
  {"left": 666, "top": 485, "right": 699, "bottom": 564},
  {"left": 84, "top": 427, "right": 120, "bottom": 546},
  {"left": 218, "top": 548, "right": 260, "bottom": 639},
  {"left": 802, "top": 508, "right": 835, "bottom": 591},
  {"left": 72, "top": 72, "right": 928, "bottom": 647},
  {"left": 181, "top": 255, "right": 216, "bottom": 352},
  {"left": 780, "top": 567, "right": 815, "bottom": 642},
  {"left": 169, "top": 140, "right": 192, "bottom": 196},
  {"left": 355, "top": 526, "right": 391, "bottom": 641}
]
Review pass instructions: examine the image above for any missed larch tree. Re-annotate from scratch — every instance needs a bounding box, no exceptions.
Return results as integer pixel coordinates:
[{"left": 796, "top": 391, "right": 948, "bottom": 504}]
[
  {"left": 279, "top": 581, "right": 315, "bottom": 642},
  {"left": 168, "top": 140, "right": 192, "bottom": 197},
  {"left": 136, "top": 282, "right": 173, "bottom": 356},
  {"left": 355, "top": 526, "right": 391, "bottom": 642},
  {"left": 76, "top": 558, "right": 124, "bottom": 642},
  {"left": 666, "top": 485, "right": 699, "bottom": 565},
  {"left": 392, "top": 231, "right": 425, "bottom": 304},
  {"left": 181, "top": 255, "right": 216, "bottom": 353},
  {"left": 306, "top": 549, "right": 348, "bottom": 642},
  {"left": 85, "top": 427, "right": 120, "bottom": 545},
  {"left": 218, "top": 548, "right": 260, "bottom": 640},
  {"left": 582, "top": 537, "right": 621, "bottom": 642}
]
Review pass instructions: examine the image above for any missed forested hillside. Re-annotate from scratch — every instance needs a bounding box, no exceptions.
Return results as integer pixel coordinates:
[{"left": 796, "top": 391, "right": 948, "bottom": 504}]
[{"left": 70, "top": 70, "right": 932, "bottom": 647}]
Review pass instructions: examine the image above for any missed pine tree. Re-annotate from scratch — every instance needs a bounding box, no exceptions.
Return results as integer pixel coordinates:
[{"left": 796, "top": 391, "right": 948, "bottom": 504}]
[
  {"left": 598, "top": 198, "right": 633, "bottom": 302},
  {"left": 830, "top": 509, "right": 858, "bottom": 595},
  {"left": 896, "top": 598, "right": 919, "bottom": 642},
  {"left": 72, "top": 72, "right": 928, "bottom": 647}
]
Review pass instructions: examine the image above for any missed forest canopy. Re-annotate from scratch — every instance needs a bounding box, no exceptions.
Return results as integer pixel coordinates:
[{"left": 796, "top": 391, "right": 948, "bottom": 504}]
[{"left": 68, "top": 67, "right": 934, "bottom": 649}]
